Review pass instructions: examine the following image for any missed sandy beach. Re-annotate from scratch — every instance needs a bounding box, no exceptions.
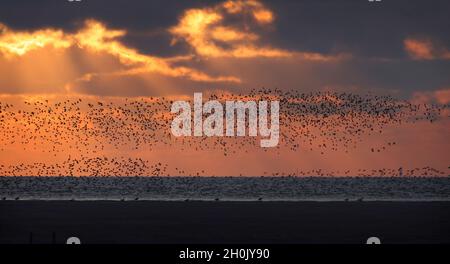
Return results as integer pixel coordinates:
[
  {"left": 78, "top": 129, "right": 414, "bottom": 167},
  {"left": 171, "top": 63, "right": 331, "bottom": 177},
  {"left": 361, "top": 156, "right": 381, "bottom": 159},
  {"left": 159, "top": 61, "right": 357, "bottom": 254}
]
[{"left": 0, "top": 201, "right": 449, "bottom": 244}]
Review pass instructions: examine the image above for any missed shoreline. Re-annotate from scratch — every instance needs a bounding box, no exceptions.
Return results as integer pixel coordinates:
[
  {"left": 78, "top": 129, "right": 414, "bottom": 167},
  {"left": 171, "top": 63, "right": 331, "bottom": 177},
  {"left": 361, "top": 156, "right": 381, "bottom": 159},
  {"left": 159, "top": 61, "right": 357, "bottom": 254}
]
[{"left": 1, "top": 201, "right": 449, "bottom": 244}]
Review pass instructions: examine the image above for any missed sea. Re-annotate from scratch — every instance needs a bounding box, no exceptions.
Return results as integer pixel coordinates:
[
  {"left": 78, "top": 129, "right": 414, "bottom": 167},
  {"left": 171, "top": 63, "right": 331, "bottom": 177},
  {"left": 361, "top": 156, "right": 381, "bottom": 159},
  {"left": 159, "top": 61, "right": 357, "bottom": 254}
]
[{"left": 1, "top": 176, "right": 449, "bottom": 201}]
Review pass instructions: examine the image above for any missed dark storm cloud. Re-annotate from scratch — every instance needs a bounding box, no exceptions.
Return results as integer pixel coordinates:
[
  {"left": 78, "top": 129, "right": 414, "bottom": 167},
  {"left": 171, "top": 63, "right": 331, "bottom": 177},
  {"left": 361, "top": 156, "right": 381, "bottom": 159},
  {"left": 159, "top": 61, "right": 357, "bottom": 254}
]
[
  {"left": 184, "top": 57, "right": 450, "bottom": 96},
  {"left": 268, "top": 0, "right": 450, "bottom": 58},
  {"left": 0, "top": 0, "right": 221, "bottom": 56},
  {"left": 1, "top": 0, "right": 449, "bottom": 58},
  {"left": 0, "top": 0, "right": 449, "bottom": 96}
]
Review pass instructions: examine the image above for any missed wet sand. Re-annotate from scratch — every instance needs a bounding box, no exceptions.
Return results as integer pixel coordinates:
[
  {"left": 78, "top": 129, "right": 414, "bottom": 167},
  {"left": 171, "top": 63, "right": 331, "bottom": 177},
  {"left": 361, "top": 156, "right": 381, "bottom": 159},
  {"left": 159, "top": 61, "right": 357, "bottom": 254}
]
[{"left": 0, "top": 201, "right": 449, "bottom": 244}]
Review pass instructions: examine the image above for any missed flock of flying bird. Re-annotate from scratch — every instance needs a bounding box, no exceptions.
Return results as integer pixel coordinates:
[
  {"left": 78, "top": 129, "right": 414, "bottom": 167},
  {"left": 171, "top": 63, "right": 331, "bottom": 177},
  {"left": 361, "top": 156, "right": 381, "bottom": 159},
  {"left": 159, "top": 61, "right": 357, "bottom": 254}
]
[{"left": 0, "top": 88, "right": 448, "bottom": 176}]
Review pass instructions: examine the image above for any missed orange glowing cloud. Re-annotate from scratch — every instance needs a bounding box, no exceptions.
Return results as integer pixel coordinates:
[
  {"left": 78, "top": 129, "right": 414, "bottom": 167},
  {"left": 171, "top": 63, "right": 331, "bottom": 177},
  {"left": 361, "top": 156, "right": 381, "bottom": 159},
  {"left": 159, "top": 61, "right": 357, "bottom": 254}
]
[
  {"left": 0, "top": 0, "right": 347, "bottom": 96},
  {"left": 435, "top": 89, "right": 450, "bottom": 104},
  {"left": 223, "top": 0, "right": 274, "bottom": 24},
  {"left": 404, "top": 38, "right": 450, "bottom": 60},
  {"left": 0, "top": 23, "right": 71, "bottom": 57},
  {"left": 0, "top": 20, "right": 240, "bottom": 89},
  {"left": 169, "top": 0, "right": 292, "bottom": 58},
  {"left": 252, "top": 9, "right": 274, "bottom": 24},
  {"left": 72, "top": 20, "right": 241, "bottom": 84},
  {"left": 411, "top": 88, "right": 450, "bottom": 105},
  {"left": 211, "top": 26, "right": 259, "bottom": 42}
]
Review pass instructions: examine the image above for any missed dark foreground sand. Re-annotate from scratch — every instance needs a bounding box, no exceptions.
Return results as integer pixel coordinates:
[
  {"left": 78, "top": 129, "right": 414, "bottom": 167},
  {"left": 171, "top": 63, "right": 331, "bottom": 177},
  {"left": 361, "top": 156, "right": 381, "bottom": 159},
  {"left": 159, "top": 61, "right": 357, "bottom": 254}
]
[{"left": 0, "top": 201, "right": 449, "bottom": 244}]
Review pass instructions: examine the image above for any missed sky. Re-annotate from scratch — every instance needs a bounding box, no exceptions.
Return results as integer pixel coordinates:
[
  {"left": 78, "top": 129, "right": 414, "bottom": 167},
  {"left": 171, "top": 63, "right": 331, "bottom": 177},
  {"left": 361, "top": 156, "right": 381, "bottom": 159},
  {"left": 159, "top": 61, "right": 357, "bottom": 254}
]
[
  {"left": 0, "top": 0, "right": 449, "bottom": 96},
  {"left": 0, "top": 0, "right": 449, "bottom": 176}
]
